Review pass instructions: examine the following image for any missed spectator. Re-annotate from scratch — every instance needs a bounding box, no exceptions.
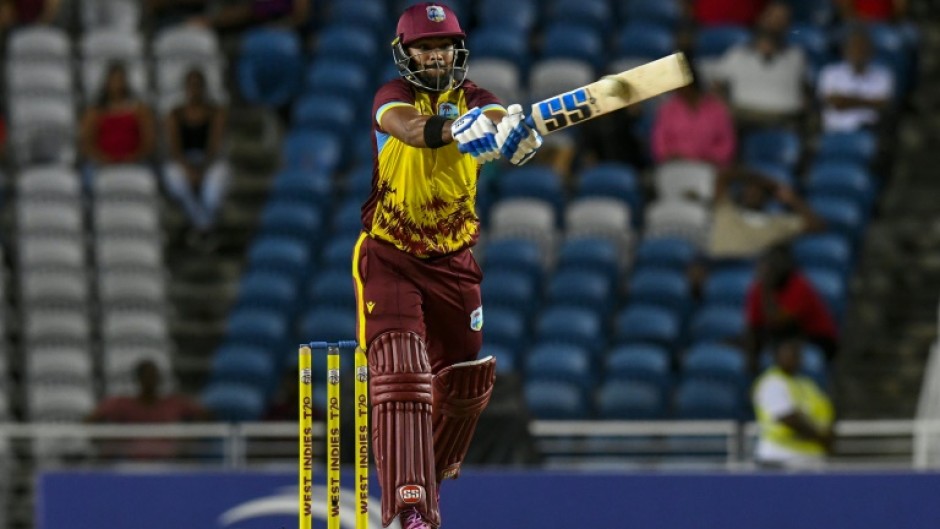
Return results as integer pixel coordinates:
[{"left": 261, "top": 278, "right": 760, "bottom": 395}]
[
  {"left": 79, "top": 62, "right": 156, "bottom": 182},
  {"left": 752, "top": 335, "right": 835, "bottom": 469},
  {"left": 708, "top": 167, "right": 825, "bottom": 260},
  {"left": 651, "top": 72, "right": 736, "bottom": 167},
  {"left": 575, "top": 107, "right": 648, "bottom": 170},
  {"left": 835, "top": 0, "right": 906, "bottom": 22},
  {"left": 86, "top": 360, "right": 211, "bottom": 460},
  {"left": 713, "top": 2, "right": 808, "bottom": 128},
  {"left": 0, "top": 0, "right": 61, "bottom": 27},
  {"left": 818, "top": 28, "right": 895, "bottom": 133},
  {"left": 162, "top": 68, "right": 229, "bottom": 246},
  {"left": 685, "top": 0, "right": 768, "bottom": 27},
  {"left": 745, "top": 244, "right": 840, "bottom": 368}
]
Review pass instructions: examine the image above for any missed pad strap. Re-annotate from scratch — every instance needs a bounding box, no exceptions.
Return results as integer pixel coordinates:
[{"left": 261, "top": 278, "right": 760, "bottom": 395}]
[
  {"left": 432, "top": 356, "right": 497, "bottom": 482},
  {"left": 369, "top": 332, "right": 440, "bottom": 528}
]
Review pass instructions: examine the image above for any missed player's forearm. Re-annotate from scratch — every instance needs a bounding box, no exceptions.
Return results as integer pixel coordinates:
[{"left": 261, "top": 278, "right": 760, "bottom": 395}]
[{"left": 396, "top": 115, "right": 453, "bottom": 148}]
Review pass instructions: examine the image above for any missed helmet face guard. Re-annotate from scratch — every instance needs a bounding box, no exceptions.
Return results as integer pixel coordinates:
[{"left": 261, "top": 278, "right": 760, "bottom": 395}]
[{"left": 392, "top": 37, "right": 469, "bottom": 92}]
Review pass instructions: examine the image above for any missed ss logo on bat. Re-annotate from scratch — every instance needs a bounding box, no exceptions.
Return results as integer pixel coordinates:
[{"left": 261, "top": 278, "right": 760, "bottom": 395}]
[{"left": 537, "top": 89, "right": 594, "bottom": 132}]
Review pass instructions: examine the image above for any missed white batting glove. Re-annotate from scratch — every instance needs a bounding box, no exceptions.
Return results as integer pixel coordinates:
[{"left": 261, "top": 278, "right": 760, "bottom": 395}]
[
  {"left": 495, "top": 104, "right": 543, "bottom": 166},
  {"left": 451, "top": 107, "right": 500, "bottom": 164}
]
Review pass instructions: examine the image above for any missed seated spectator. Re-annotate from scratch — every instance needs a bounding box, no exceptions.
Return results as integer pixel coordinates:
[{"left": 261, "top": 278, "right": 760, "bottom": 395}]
[
  {"left": 651, "top": 72, "right": 736, "bottom": 167},
  {"left": 79, "top": 62, "right": 156, "bottom": 182},
  {"left": 0, "top": 0, "right": 61, "bottom": 27},
  {"left": 162, "top": 68, "right": 229, "bottom": 246},
  {"left": 745, "top": 245, "right": 840, "bottom": 367},
  {"left": 713, "top": 2, "right": 808, "bottom": 128},
  {"left": 818, "top": 28, "right": 895, "bottom": 133},
  {"left": 752, "top": 335, "right": 834, "bottom": 469},
  {"left": 575, "top": 107, "right": 648, "bottom": 170},
  {"left": 686, "top": 0, "right": 768, "bottom": 27},
  {"left": 835, "top": 0, "right": 906, "bottom": 22},
  {"left": 86, "top": 360, "right": 211, "bottom": 461},
  {"left": 708, "top": 167, "right": 825, "bottom": 259},
  {"left": 195, "top": 0, "right": 310, "bottom": 32}
]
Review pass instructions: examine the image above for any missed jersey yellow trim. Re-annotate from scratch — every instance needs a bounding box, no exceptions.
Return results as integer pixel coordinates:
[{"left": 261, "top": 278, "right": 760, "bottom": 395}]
[
  {"left": 351, "top": 232, "right": 369, "bottom": 349},
  {"left": 481, "top": 103, "right": 507, "bottom": 114},
  {"left": 375, "top": 101, "right": 414, "bottom": 128}
]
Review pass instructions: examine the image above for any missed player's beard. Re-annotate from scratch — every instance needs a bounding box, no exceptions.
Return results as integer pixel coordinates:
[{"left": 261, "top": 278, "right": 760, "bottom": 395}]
[{"left": 416, "top": 60, "right": 453, "bottom": 91}]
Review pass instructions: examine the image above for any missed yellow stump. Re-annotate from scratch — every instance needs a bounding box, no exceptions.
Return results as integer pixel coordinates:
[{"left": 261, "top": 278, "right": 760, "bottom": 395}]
[
  {"left": 354, "top": 346, "right": 370, "bottom": 529},
  {"left": 327, "top": 346, "right": 341, "bottom": 529},
  {"left": 298, "top": 345, "right": 314, "bottom": 529}
]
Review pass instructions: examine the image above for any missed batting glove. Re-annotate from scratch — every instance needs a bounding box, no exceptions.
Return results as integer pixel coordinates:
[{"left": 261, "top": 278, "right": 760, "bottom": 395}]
[
  {"left": 451, "top": 107, "right": 500, "bottom": 164},
  {"left": 495, "top": 104, "right": 543, "bottom": 166}
]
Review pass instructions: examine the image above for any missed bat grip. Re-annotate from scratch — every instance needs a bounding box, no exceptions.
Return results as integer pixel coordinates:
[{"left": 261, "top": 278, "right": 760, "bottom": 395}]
[{"left": 524, "top": 115, "right": 536, "bottom": 130}]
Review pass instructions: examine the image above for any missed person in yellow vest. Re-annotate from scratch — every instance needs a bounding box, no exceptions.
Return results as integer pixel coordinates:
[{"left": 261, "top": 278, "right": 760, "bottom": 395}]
[{"left": 752, "top": 336, "right": 835, "bottom": 468}]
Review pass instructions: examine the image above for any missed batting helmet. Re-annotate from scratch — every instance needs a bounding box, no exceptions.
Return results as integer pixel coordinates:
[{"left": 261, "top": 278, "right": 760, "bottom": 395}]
[{"left": 392, "top": 3, "right": 469, "bottom": 92}]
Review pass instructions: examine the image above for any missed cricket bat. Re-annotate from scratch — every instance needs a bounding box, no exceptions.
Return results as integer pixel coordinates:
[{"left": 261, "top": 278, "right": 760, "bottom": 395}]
[{"left": 523, "top": 52, "right": 693, "bottom": 135}]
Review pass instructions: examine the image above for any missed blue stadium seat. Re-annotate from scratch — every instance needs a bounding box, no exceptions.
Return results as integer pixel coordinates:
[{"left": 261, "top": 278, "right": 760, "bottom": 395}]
[
  {"left": 688, "top": 306, "right": 745, "bottom": 344},
  {"left": 482, "top": 306, "right": 527, "bottom": 352},
  {"left": 525, "top": 343, "right": 594, "bottom": 393},
  {"left": 313, "top": 26, "right": 379, "bottom": 67},
  {"left": 747, "top": 162, "right": 796, "bottom": 188},
  {"left": 548, "top": 0, "right": 614, "bottom": 33},
  {"left": 787, "top": 0, "right": 835, "bottom": 25},
  {"left": 291, "top": 93, "right": 357, "bottom": 132},
  {"left": 481, "top": 269, "right": 538, "bottom": 317},
  {"left": 807, "top": 162, "right": 874, "bottom": 210},
  {"left": 541, "top": 24, "right": 604, "bottom": 69},
  {"left": 622, "top": 0, "right": 682, "bottom": 28},
  {"left": 547, "top": 269, "right": 614, "bottom": 314},
  {"left": 683, "top": 343, "right": 748, "bottom": 389},
  {"left": 555, "top": 237, "right": 620, "bottom": 286},
  {"left": 282, "top": 130, "right": 343, "bottom": 173},
  {"left": 468, "top": 26, "right": 529, "bottom": 66},
  {"left": 226, "top": 308, "right": 289, "bottom": 349},
  {"left": 524, "top": 379, "right": 590, "bottom": 419},
  {"left": 480, "top": 343, "right": 517, "bottom": 375},
  {"left": 236, "top": 271, "right": 299, "bottom": 314},
  {"left": 332, "top": 199, "right": 365, "bottom": 236},
  {"left": 271, "top": 168, "right": 333, "bottom": 206},
  {"left": 792, "top": 234, "right": 851, "bottom": 274},
  {"left": 615, "top": 24, "right": 675, "bottom": 60},
  {"left": 628, "top": 269, "right": 691, "bottom": 314},
  {"left": 614, "top": 305, "right": 680, "bottom": 350},
  {"left": 675, "top": 379, "right": 741, "bottom": 419},
  {"left": 694, "top": 26, "right": 752, "bottom": 60},
  {"left": 320, "top": 234, "right": 359, "bottom": 271},
  {"left": 702, "top": 268, "right": 754, "bottom": 309},
  {"left": 238, "top": 29, "right": 303, "bottom": 107},
  {"left": 634, "top": 237, "right": 696, "bottom": 272},
  {"left": 596, "top": 380, "right": 667, "bottom": 420},
  {"left": 210, "top": 344, "right": 276, "bottom": 390},
  {"left": 816, "top": 131, "right": 878, "bottom": 165},
  {"left": 809, "top": 197, "right": 864, "bottom": 241},
  {"left": 496, "top": 166, "right": 564, "bottom": 213},
  {"left": 327, "top": 0, "right": 388, "bottom": 34},
  {"left": 760, "top": 342, "right": 829, "bottom": 387},
  {"left": 304, "top": 59, "right": 371, "bottom": 106},
  {"left": 202, "top": 382, "right": 265, "bottom": 421},
  {"left": 299, "top": 306, "right": 357, "bottom": 343},
  {"left": 307, "top": 270, "right": 356, "bottom": 308},
  {"left": 259, "top": 202, "right": 323, "bottom": 242},
  {"left": 742, "top": 128, "right": 801, "bottom": 169},
  {"left": 605, "top": 344, "right": 672, "bottom": 390},
  {"left": 344, "top": 164, "right": 373, "bottom": 200},
  {"left": 248, "top": 237, "right": 311, "bottom": 278},
  {"left": 576, "top": 162, "right": 643, "bottom": 215},
  {"left": 787, "top": 23, "right": 833, "bottom": 69},
  {"left": 477, "top": 0, "right": 537, "bottom": 33},
  {"left": 803, "top": 267, "right": 845, "bottom": 319},
  {"left": 535, "top": 306, "right": 603, "bottom": 357},
  {"left": 481, "top": 238, "right": 543, "bottom": 284}
]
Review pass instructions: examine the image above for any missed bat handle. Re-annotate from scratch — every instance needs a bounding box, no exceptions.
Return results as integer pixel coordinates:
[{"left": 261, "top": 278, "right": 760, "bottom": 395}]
[{"left": 524, "top": 115, "right": 536, "bottom": 130}]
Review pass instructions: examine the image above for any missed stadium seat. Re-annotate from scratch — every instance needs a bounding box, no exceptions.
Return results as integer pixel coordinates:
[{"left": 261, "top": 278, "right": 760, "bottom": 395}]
[
  {"left": 541, "top": 24, "right": 604, "bottom": 69},
  {"left": 9, "top": 98, "right": 76, "bottom": 166},
  {"left": 746, "top": 162, "right": 796, "bottom": 187},
  {"left": 614, "top": 305, "right": 680, "bottom": 350},
  {"left": 807, "top": 162, "right": 874, "bottom": 210},
  {"left": 577, "top": 162, "right": 643, "bottom": 217},
  {"left": 787, "top": 0, "right": 835, "bottom": 24},
  {"left": 327, "top": 0, "right": 388, "bottom": 33},
  {"left": 628, "top": 269, "right": 691, "bottom": 314},
  {"left": 804, "top": 267, "right": 846, "bottom": 319},
  {"left": 27, "top": 384, "right": 95, "bottom": 421},
  {"left": 792, "top": 234, "right": 852, "bottom": 274},
  {"left": 644, "top": 201, "right": 709, "bottom": 248},
  {"left": 477, "top": 0, "right": 537, "bottom": 33},
  {"left": 675, "top": 379, "right": 741, "bottom": 419},
  {"left": 468, "top": 26, "right": 529, "bottom": 67},
  {"left": 8, "top": 26, "right": 70, "bottom": 66},
  {"left": 525, "top": 343, "right": 594, "bottom": 393},
  {"left": 225, "top": 309, "right": 288, "bottom": 349},
  {"left": 688, "top": 306, "right": 745, "bottom": 344},
  {"left": 8, "top": 63, "right": 72, "bottom": 103},
  {"left": 808, "top": 197, "right": 864, "bottom": 241},
  {"left": 481, "top": 237, "right": 543, "bottom": 284},
  {"left": 482, "top": 306, "right": 527, "bottom": 352},
  {"left": 80, "top": 29, "right": 147, "bottom": 96},
  {"left": 291, "top": 93, "right": 357, "bottom": 132},
  {"left": 248, "top": 237, "right": 311, "bottom": 278},
  {"left": 202, "top": 382, "right": 266, "bottom": 422},
  {"left": 615, "top": 24, "right": 675, "bottom": 61},
  {"left": 479, "top": 343, "right": 517, "bottom": 375},
  {"left": 305, "top": 59, "right": 371, "bottom": 106},
  {"left": 26, "top": 348, "right": 94, "bottom": 385},
  {"left": 742, "top": 128, "right": 802, "bottom": 169},
  {"left": 272, "top": 167, "right": 333, "bottom": 206},
  {"left": 605, "top": 344, "right": 672, "bottom": 390},
  {"left": 527, "top": 58, "right": 595, "bottom": 103},
  {"left": 259, "top": 202, "right": 323, "bottom": 242},
  {"left": 481, "top": 269, "right": 538, "bottom": 317},
  {"left": 816, "top": 130, "right": 878, "bottom": 165},
  {"left": 555, "top": 237, "right": 621, "bottom": 287},
  {"left": 343, "top": 164, "right": 373, "bottom": 200},
  {"left": 461, "top": 58, "right": 523, "bottom": 103},
  {"left": 694, "top": 26, "right": 751, "bottom": 59},
  {"left": 702, "top": 268, "right": 755, "bottom": 309},
  {"left": 634, "top": 237, "right": 696, "bottom": 272},
  {"left": 331, "top": 199, "right": 365, "bottom": 236},
  {"left": 564, "top": 198, "right": 634, "bottom": 259},
  {"left": 18, "top": 166, "right": 81, "bottom": 202},
  {"left": 654, "top": 161, "right": 717, "bottom": 202},
  {"left": 320, "top": 234, "right": 360, "bottom": 271},
  {"left": 787, "top": 23, "right": 833, "bottom": 69},
  {"left": 238, "top": 29, "right": 303, "bottom": 107},
  {"left": 596, "top": 380, "right": 667, "bottom": 420},
  {"left": 308, "top": 270, "right": 357, "bottom": 308},
  {"left": 236, "top": 272, "right": 298, "bottom": 314},
  {"left": 210, "top": 345, "right": 276, "bottom": 390},
  {"left": 524, "top": 380, "right": 590, "bottom": 419},
  {"left": 496, "top": 166, "right": 564, "bottom": 213},
  {"left": 535, "top": 306, "right": 603, "bottom": 357},
  {"left": 547, "top": 0, "right": 614, "bottom": 33},
  {"left": 622, "top": 0, "right": 682, "bottom": 28},
  {"left": 98, "top": 272, "right": 165, "bottom": 310},
  {"left": 683, "top": 343, "right": 748, "bottom": 389},
  {"left": 313, "top": 25, "right": 379, "bottom": 67},
  {"left": 547, "top": 269, "right": 613, "bottom": 315},
  {"left": 489, "top": 199, "right": 558, "bottom": 259},
  {"left": 282, "top": 130, "right": 343, "bottom": 173},
  {"left": 299, "top": 307, "right": 357, "bottom": 344}
]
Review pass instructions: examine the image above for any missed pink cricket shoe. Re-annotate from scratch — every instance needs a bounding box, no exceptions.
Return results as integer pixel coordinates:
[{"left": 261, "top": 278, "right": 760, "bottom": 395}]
[{"left": 400, "top": 507, "right": 433, "bottom": 529}]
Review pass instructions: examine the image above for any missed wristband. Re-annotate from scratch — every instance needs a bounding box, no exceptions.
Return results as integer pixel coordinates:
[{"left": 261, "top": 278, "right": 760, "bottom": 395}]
[{"left": 424, "top": 115, "right": 450, "bottom": 149}]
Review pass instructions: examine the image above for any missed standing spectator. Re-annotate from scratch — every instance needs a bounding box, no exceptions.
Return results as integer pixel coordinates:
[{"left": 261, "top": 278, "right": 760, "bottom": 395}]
[
  {"left": 86, "top": 360, "right": 211, "bottom": 461},
  {"left": 686, "top": 0, "right": 768, "bottom": 27},
  {"left": 745, "top": 244, "right": 840, "bottom": 368},
  {"left": 575, "top": 106, "right": 648, "bottom": 170},
  {"left": 752, "top": 336, "right": 835, "bottom": 469},
  {"left": 79, "top": 62, "right": 156, "bottom": 183},
  {"left": 708, "top": 167, "right": 825, "bottom": 260},
  {"left": 818, "top": 28, "right": 895, "bottom": 133},
  {"left": 651, "top": 73, "right": 736, "bottom": 167},
  {"left": 162, "top": 68, "right": 229, "bottom": 246},
  {"left": 713, "top": 2, "right": 808, "bottom": 128}
]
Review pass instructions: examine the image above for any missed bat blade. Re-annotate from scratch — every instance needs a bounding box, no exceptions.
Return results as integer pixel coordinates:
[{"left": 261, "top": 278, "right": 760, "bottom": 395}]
[{"left": 527, "top": 52, "right": 693, "bottom": 136}]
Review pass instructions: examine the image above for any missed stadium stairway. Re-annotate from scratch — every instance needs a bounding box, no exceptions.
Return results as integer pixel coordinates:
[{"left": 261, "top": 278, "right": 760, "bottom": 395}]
[
  {"left": 836, "top": 7, "right": 940, "bottom": 419},
  {"left": 166, "top": 107, "right": 282, "bottom": 392}
]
